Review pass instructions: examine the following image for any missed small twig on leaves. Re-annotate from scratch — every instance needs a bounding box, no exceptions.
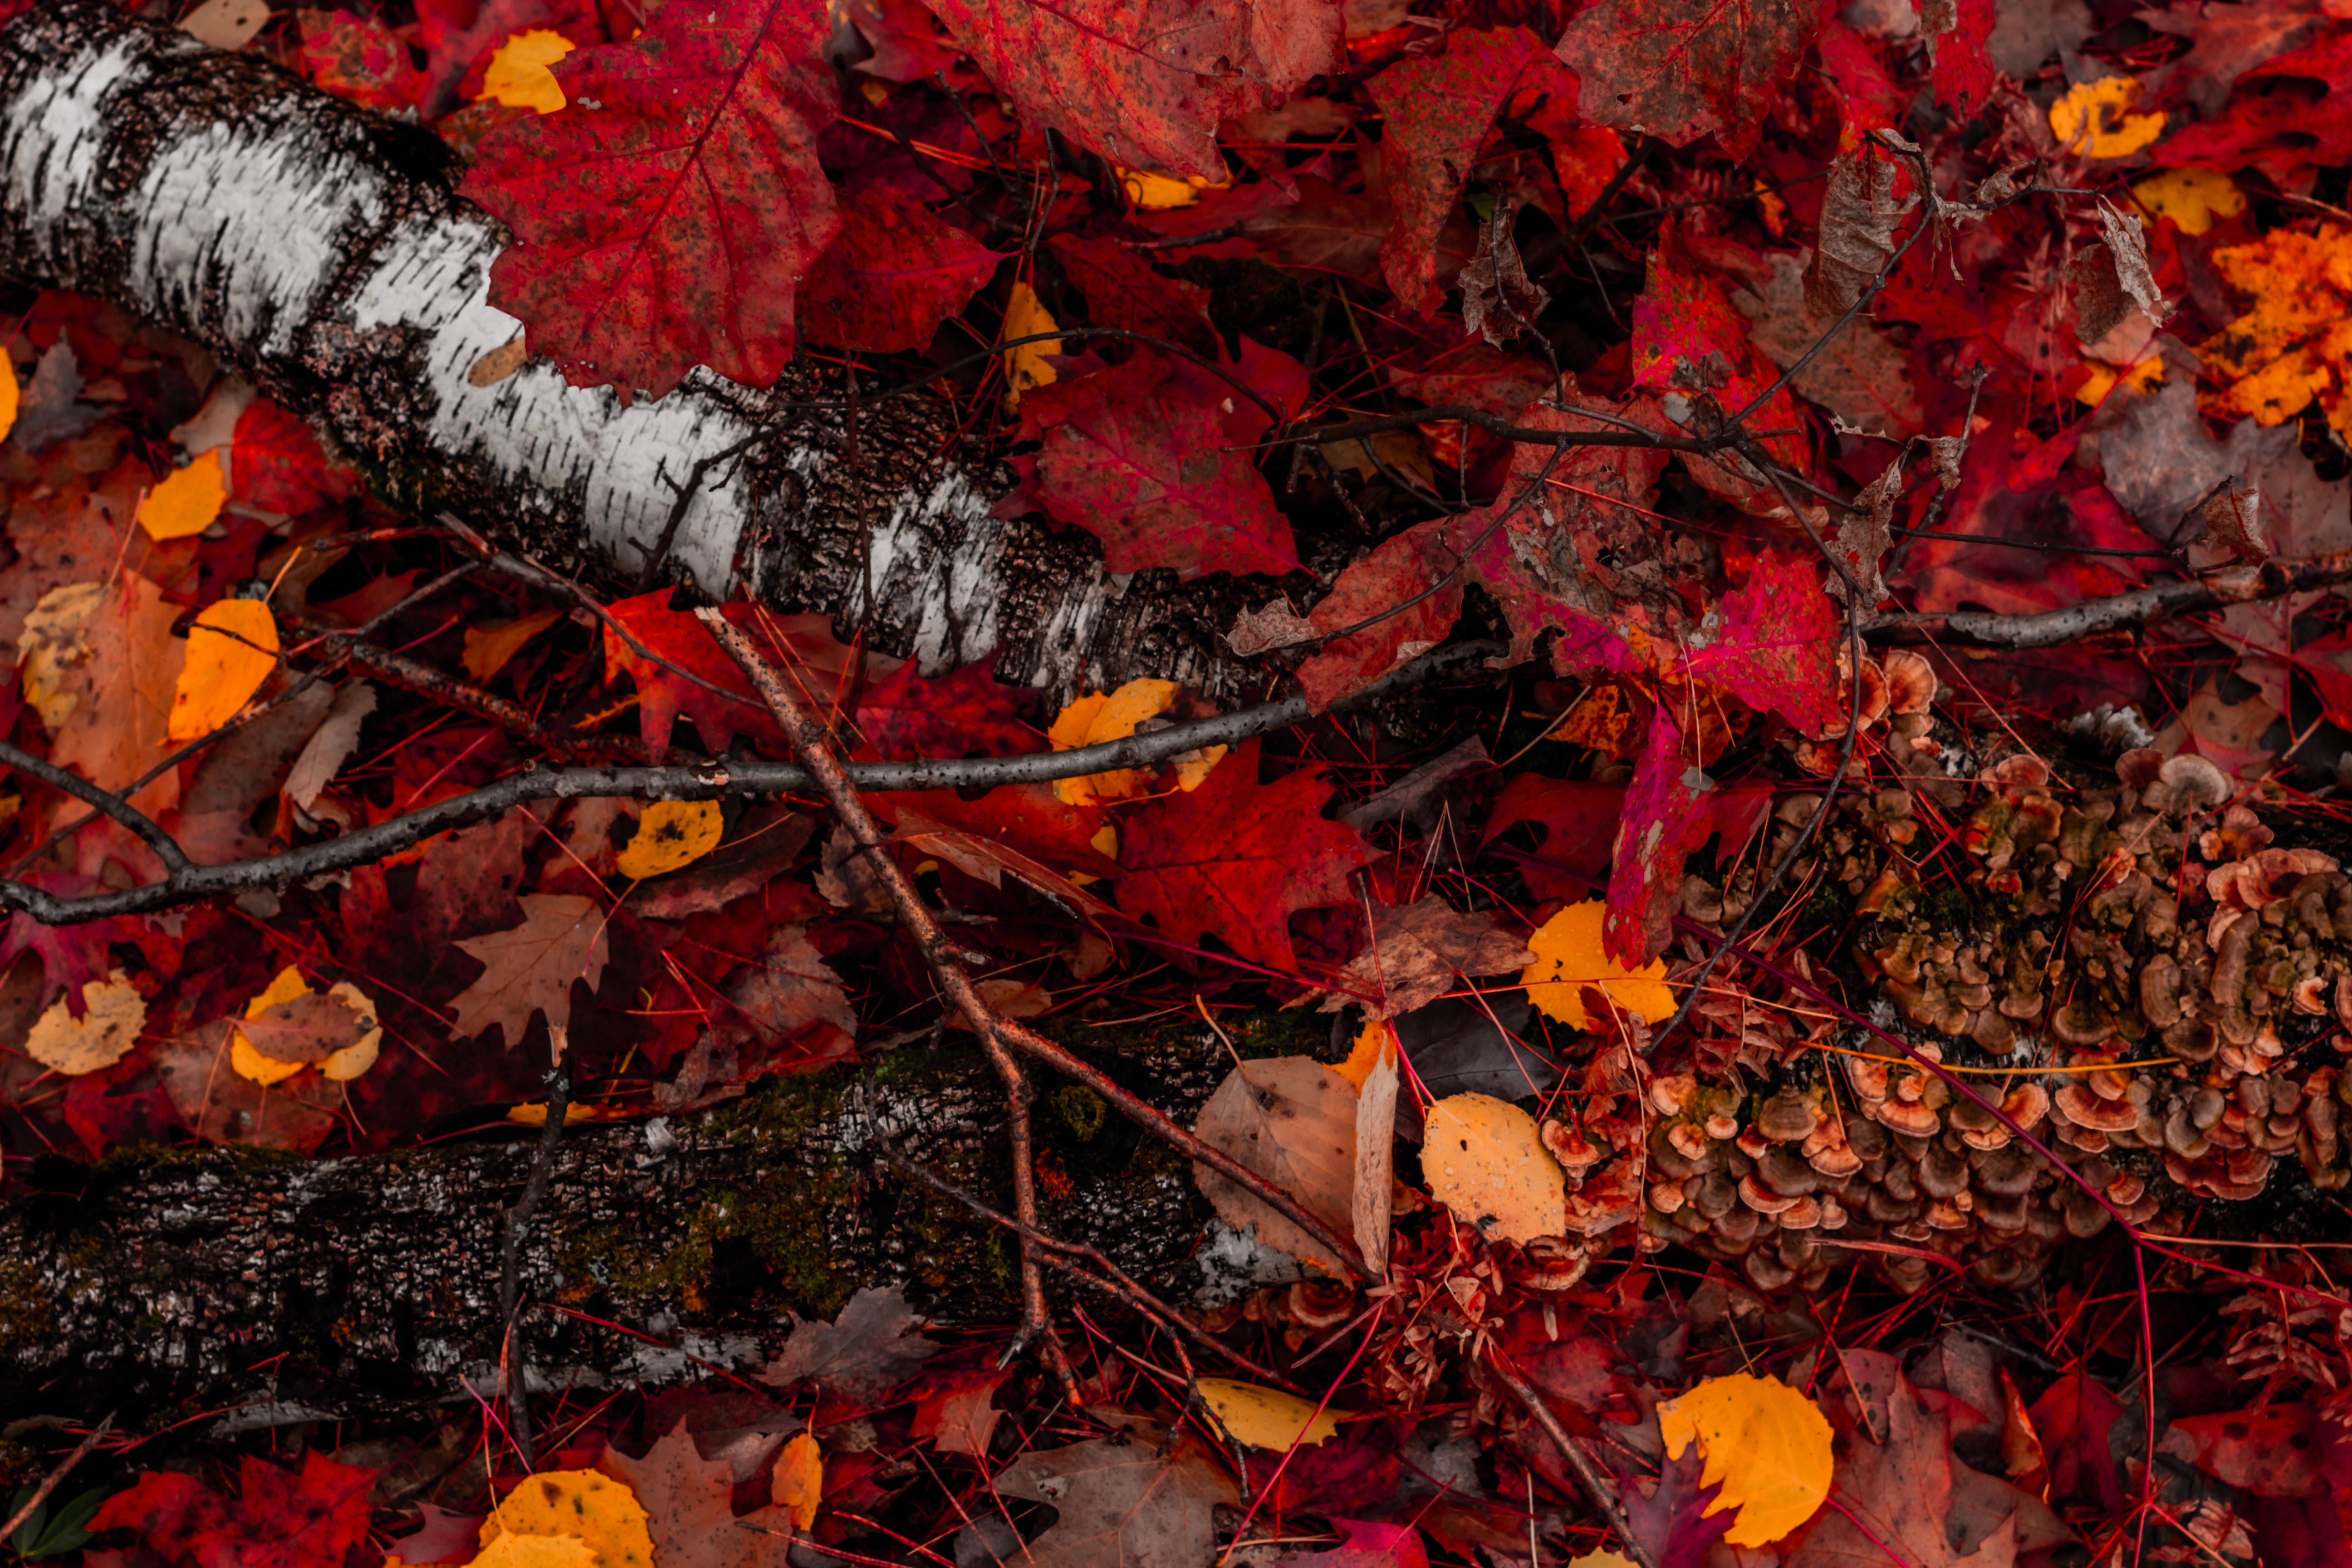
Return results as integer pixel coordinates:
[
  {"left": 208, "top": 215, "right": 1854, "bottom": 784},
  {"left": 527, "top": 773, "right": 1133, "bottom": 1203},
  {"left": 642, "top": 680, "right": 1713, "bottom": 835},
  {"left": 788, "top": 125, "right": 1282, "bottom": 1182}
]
[
  {"left": 696, "top": 606, "right": 1079, "bottom": 1399},
  {"left": 1482, "top": 1350, "right": 1658, "bottom": 1568},
  {"left": 498, "top": 1057, "right": 570, "bottom": 1472},
  {"left": 0, "top": 1413, "right": 114, "bottom": 1545},
  {"left": 1867, "top": 549, "right": 2352, "bottom": 648}
]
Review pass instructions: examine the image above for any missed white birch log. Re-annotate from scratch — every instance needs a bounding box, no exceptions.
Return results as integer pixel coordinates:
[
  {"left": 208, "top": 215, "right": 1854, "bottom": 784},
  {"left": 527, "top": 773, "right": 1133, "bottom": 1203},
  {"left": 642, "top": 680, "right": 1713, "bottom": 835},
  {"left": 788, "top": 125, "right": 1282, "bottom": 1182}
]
[{"left": 0, "top": 0, "right": 1264, "bottom": 698}]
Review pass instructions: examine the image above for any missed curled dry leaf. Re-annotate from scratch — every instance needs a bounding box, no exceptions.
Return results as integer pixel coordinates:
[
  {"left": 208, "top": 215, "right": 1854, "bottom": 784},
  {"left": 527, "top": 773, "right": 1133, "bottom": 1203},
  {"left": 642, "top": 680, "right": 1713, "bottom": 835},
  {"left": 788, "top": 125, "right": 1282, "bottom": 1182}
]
[{"left": 1192, "top": 1054, "right": 1359, "bottom": 1274}]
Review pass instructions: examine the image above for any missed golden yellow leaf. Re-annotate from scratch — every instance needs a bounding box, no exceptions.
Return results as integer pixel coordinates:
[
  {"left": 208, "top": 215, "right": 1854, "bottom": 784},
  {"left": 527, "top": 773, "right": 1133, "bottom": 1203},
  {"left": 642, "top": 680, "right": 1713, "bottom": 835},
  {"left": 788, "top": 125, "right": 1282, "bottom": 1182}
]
[
  {"left": 1195, "top": 1379, "right": 1340, "bottom": 1450},
  {"left": 771, "top": 1433, "right": 823, "bottom": 1530},
  {"left": 0, "top": 353, "right": 16, "bottom": 447},
  {"left": 463, "top": 608, "right": 564, "bottom": 681},
  {"left": 1421, "top": 1092, "right": 1565, "bottom": 1244},
  {"left": 2202, "top": 223, "right": 2352, "bottom": 442},
  {"left": 2074, "top": 354, "right": 2164, "bottom": 406},
  {"left": 1567, "top": 1555, "right": 1638, "bottom": 1568},
  {"left": 2132, "top": 167, "right": 2243, "bottom": 236},
  {"left": 136, "top": 449, "right": 229, "bottom": 541},
  {"left": 1002, "top": 281, "right": 1063, "bottom": 410},
  {"left": 505, "top": 1101, "right": 622, "bottom": 1126},
  {"left": 617, "top": 799, "right": 725, "bottom": 879},
  {"left": 24, "top": 972, "right": 147, "bottom": 1076},
  {"left": 1047, "top": 677, "right": 1225, "bottom": 804},
  {"left": 1115, "top": 166, "right": 1229, "bottom": 210},
  {"left": 476, "top": 1469, "right": 656, "bottom": 1568},
  {"left": 229, "top": 966, "right": 383, "bottom": 1085},
  {"left": 1520, "top": 900, "right": 1676, "bottom": 1029},
  {"left": 1333, "top": 1014, "right": 1392, "bottom": 1091},
  {"left": 451, "top": 1534, "right": 599, "bottom": 1568},
  {"left": 2048, "top": 76, "right": 2164, "bottom": 159},
  {"left": 481, "top": 29, "right": 576, "bottom": 113},
  {"left": 169, "top": 597, "right": 279, "bottom": 741},
  {"left": 1657, "top": 1372, "right": 1836, "bottom": 1547}
]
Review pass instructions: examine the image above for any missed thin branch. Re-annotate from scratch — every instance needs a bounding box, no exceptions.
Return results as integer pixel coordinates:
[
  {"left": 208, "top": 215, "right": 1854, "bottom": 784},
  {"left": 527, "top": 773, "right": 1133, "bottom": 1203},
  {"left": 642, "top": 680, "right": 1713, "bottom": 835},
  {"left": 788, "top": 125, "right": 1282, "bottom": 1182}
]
[
  {"left": 0, "top": 1414, "right": 113, "bottom": 1546},
  {"left": 1483, "top": 1349, "right": 1658, "bottom": 1568},
  {"left": 1867, "top": 551, "right": 2352, "bottom": 648},
  {"left": 498, "top": 1061, "right": 570, "bottom": 1472},
  {"left": 0, "top": 740, "right": 191, "bottom": 875}
]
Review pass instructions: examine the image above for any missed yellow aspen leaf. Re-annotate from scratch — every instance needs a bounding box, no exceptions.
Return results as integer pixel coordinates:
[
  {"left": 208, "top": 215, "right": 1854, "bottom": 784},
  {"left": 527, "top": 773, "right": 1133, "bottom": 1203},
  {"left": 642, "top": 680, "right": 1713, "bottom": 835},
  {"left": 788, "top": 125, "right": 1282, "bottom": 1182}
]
[
  {"left": 0, "top": 352, "right": 15, "bottom": 446},
  {"left": 2048, "top": 77, "right": 2164, "bottom": 159},
  {"left": 1195, "top": 1378, "right": 1340, "bottom": 1450},
  {"left": 24, "top": 972, "right": 147, "bottom": 1076},
  {"left": 481, "top": 29, "right": 577, "bottom": 113},
  {"left": 1520, "top": 900, "right": 1676, "bottom": 1029},
  {"left": 2132, "top": 167, "right": 2243, "bottom": 235},
  {"left": 1657, "top": 1372, "right": 1836, "bottom": 1547},
  {"left": 169, "top": 597, "right": 279, "bottom": 740},
  {"left": 463, "top": 607, "right": 564, "bottom": 681},
  {"left": 1421, "top": 1092, "right": 1565, "bottom": 1244},
  {"left": 2202, "top": 223, "right": 2352, "bottom": 442},
  {"left": 136, "top": 449, "right": 229, "bottom": 540},
  {"left": 476, "top": 1469, "right": 656, "bottom": 1568},
  {"left": 616, "top": 798, "right": 725, "bottom": 878},
  {"left": 1047, "top": 677, "right": 1225, "bottom": 804},
  {"left": 451, "top": 1535, "right": 599, "bottom": 1568},
  {"left": 771, "top": 1432, "right": 823, "bottom": 1530},
  {"left": 1002, "top": 280, "right": 1063, "bottom": 410},
  {"left": 230, "top": 966, "right": 383, "bottom": 1084}
]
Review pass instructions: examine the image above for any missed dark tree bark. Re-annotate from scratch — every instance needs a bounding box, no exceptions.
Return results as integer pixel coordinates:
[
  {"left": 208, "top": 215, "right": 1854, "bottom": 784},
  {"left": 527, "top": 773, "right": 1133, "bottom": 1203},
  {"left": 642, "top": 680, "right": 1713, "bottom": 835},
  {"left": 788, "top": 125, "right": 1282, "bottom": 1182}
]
[
  {"left": 0, "top": 0, "right": 1273, "bottom": 703},
  {"left": 0, "top": 1018, "right": 1274, "bottom": 1426}
]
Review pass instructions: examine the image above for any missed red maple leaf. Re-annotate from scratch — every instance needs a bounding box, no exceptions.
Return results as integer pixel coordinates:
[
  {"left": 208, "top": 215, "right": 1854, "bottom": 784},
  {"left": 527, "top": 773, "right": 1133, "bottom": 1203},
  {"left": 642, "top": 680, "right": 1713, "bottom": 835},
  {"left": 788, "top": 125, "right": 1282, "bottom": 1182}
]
[
  {"left": 924, "top": 0, "right": 1344, "bottom": 182},
  {"left": 603, "top": 593, "right": 879, "bottom": 760},
  {"left": 799, "top": 185, "right": 1007, "bottom": 355},
  {"left": 462, "top": 0, "right": 840, "bottom": 395},
  {"left": 856, "top": 654, "right": 1039, "bottom": 761},
  {"left": 1679, "top": 551, "right": 1842, "bottom": 734},
  {"left": 231, "top": 399, "right": 356, "bottom": 517},
  {"left": 1047, "top": 233, "right": 1218, "bottom": 356},
  {"left": 1016, "top": 344, "right": 1306, "bottom": 579},
  {"left": 1115, "top": 740, "right": 1372, "bottom": 974},
  {"left": 298, "top": 9, "right": 426, "bottom": 113},
  {"left": 1552, "top": 0, "right": 1824, "bottom": 162},
  {"left": 1294, "top": 517, "right": 1463, "bottom": 711},
  {"left": 92, "top": 1452, "right": 378, "bottom": 1568}
]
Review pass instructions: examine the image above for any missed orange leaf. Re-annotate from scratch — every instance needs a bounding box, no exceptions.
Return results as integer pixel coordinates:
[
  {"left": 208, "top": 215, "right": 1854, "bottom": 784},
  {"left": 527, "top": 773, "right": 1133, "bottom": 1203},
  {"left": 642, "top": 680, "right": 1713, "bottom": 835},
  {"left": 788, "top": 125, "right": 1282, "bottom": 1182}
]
[{"left": 137, "top": 449, "right": 230, "bottom": 540}]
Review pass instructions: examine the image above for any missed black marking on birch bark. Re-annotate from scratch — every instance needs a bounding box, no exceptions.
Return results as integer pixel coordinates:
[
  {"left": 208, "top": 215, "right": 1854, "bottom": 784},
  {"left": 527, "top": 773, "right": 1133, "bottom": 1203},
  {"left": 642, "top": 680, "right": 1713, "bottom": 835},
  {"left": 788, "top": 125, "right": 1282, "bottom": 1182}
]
[{"left": 0, "top": 1, "right": 1271, "bottom": 700}]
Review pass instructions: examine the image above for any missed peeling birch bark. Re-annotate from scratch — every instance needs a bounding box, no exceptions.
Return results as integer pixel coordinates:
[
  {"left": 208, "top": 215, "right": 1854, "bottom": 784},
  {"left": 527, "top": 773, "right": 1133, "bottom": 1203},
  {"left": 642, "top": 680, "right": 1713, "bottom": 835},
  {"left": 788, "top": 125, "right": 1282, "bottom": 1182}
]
[{"left": 0, "top": 1, "right": 1261, "bottom": 699}]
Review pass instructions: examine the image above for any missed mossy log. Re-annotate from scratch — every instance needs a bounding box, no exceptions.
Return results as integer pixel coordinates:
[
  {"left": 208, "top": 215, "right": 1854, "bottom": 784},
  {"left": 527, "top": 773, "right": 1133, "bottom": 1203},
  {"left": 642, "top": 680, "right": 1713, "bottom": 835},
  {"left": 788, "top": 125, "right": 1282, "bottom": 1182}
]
[{"left": 0, "top": 1012, "right": 1314, "bottom": 1428}]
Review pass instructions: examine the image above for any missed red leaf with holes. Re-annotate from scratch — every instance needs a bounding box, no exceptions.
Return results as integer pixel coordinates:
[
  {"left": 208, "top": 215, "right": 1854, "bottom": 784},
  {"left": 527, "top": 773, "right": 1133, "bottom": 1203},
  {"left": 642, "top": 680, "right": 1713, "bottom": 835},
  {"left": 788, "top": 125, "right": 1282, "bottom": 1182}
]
[
  {"left": 799, "top": 186, "right": 1007, "bottom": 354},
  {"left": 462, "top": 0, "right": 839, "bottom": 395},
  {"left": 924, "top": 0, "right": 1344, "bottom": 182},
  {"left": 1369, "top": 28, "right": 1576, "bottom": 316},
  {"left": 1018, "top": 344, "right": 1305, "bottom": 579},
  {"left": 1116, "top": 740, "right": 1373, "bottom": 975},
  {"left": 856, "top": 654, "right": 1039, "bottom": 761},
  {"left": 92, "top": 1453, "right": 378, "bottom": 1568},
  {"left": 1552, "top": 0, "right": 1824, "bottom": 161}
]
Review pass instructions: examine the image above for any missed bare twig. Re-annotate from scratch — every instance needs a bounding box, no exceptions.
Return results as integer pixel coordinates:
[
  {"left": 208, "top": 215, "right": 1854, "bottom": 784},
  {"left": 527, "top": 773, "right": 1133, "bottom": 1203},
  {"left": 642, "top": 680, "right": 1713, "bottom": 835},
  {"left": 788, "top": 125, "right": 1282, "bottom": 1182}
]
[
  {"left": 498, "top": 1061, "right": 570, "bottom": 1471},
  {"left": 1483, "top": 1350, "right": 1658, "bottom": 1568},
  {"left": 0, "top": 1413, "right": 114, "bottom": 1546},
  {"left": 1867, "top": 551, "right": 2352, "bottom": 648}
]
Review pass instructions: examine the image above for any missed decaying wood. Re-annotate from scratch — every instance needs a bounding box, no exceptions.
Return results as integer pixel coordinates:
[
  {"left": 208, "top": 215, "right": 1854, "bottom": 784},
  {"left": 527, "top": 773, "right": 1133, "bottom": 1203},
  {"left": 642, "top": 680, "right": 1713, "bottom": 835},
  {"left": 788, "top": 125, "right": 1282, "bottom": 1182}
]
[
  {"left": 0, "top": 1016, "right": 1284, "bottom": 1426},
  {"left": 0, "top": 0, "right": 1266, "bottom": 702}
]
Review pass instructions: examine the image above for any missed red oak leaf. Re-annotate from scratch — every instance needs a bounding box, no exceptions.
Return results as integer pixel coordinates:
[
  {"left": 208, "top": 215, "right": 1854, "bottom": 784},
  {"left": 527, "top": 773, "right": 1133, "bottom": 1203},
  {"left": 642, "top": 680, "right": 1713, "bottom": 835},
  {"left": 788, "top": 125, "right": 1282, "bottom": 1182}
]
[
  {"left": 1552, "top": 0, "right": 1824, "bottom": 162},
  {"left": 856, "top": 654, "right": 1039, "bottom": 760},
  {"left": 603, "top": 593, "right": 882, "bottom": 760},
  {"left": 799, "top": 186, "right": 1006, "bottom": 354},
  {"left": 297, "top": 9, "right": 426, "bottom": 113},
  {"left": 463, "top": 0, "right": 839, "bottom": 396},
  {"left": 92, "top": 1452, "right": 378, "bottom": 1568},
  {"left": 1019, "top": 344, "right": 1305, "bottom": 579},
  {"left": 1680, "top": 551, "right": 1842, "bottom": 733},
  {"left": 925, "top": 0, "right": 1344, "bottom": 182},
  {"left": 1116, "top": 740, "right": 1373, "bottom": 974},
  {"left": 231, "top": 399, "right": 355, "bottom": 516},
  {"left": 1632, "top": 220, "right": 1810, "bottom": 514},
  {"left": 1048, "top": 232, "right": 1219, "bottom": 356},
  {"left": 1369, "top": 27, "right": 1575, "bottom": 316}
]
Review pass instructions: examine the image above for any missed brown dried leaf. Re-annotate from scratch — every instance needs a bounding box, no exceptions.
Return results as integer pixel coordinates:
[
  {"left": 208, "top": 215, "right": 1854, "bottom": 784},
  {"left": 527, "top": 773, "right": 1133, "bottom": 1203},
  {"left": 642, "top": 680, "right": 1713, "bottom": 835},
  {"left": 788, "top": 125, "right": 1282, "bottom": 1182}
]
[{"left": 1192, "top": 1055, "right": 1358, "bottom": 1274}]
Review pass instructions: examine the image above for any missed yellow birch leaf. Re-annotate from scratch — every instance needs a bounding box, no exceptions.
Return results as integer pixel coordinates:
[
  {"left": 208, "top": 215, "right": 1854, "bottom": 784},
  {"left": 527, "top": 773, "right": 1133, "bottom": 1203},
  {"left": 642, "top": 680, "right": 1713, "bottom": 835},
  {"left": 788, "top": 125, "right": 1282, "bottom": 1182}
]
[
  {"left": 1657, "top": 1372, "right": 1836, "bottom": 1547},
  {"left": 1002, "top": 281, "right": 1062, "bottom": 410},
  {"left": 0, "top": 352, "right": 16, "bottom": 447},
  {"left": 2048, "top": 76, "right": 2164, "bottom": 159},
  {"left": 24, "top": 972, "right": 146, "bottom": 1076},
  {"left": 476, "top": 1469, "right": 656, "bottom": 1568},
  {"left": 1520, "top": 900, "right": 1676, "bottom": 1029},
  {"left": 229, "top": 966, "right": 383, "bottom": 1084},
  {"left": 617, "top": 799, "right": 725, "bottom": 879},
  {"left": 2131, "top": 167, "right": 2243, "bottom": 236},
  {"left": 169, "top": 598, "right": 279, "bottom": 740},
  {"left": 481, "top": 29, "right": 576, "bottom": 113},
  {"left": 772, "top": 1433, "right": 823, "bottom": 1530},
  {"left": 1421, "top": 1093, "right": 1565, "bottom": 1244},
  {"left": 1195, "top": 1379, "right": 1340, "bottom": 1450},
  {"left": 137, "top": 449, "right": 229, "bottom": 541}
]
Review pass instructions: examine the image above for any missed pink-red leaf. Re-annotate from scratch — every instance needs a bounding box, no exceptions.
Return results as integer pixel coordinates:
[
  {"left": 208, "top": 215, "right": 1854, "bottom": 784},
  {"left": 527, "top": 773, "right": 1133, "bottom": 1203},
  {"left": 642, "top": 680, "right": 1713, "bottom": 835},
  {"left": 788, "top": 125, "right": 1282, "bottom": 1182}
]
[
  {"left": 1680, "top": 552, "right": 1842, "bottom": 733},
  {"left": 463, "top": 0, "right": 839, "bottom": 396}
]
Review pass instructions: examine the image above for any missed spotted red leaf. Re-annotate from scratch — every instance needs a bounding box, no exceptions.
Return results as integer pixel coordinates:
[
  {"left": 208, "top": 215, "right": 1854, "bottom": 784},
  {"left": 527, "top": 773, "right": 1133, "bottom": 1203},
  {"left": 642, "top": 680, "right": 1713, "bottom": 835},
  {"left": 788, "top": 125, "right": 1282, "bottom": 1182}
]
[
  {"left": 925, "top": 0, "right": 1345, "bottom": 182},
  {"left": 297, "top": 8, "right": 426, "bottom": 113},
  {"left": 462, "top": 0, "right": 839, "bottom": 396},
  {"left": 1679, "top": 551, "right": 1842, "bottom": 734},
  {"left": 1116, "top": 739, "right": 1373, "bottom": 975},
  {"left": 799, "top": 186, "right": 1007, "bottom": 355},
  {"left": 92, "top": 1453, "right": 379, "bottom": 1568},
  {"left": 1552, "top": 0, "right": 1823, "bottom": 162}
]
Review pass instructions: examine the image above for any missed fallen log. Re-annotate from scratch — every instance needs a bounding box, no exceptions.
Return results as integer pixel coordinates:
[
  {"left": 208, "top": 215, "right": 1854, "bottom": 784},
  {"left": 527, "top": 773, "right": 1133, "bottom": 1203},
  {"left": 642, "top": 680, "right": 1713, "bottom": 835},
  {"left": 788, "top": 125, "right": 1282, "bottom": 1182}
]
[{"left": 0, "top": 0, "right": 1261, "bottom": 701}]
